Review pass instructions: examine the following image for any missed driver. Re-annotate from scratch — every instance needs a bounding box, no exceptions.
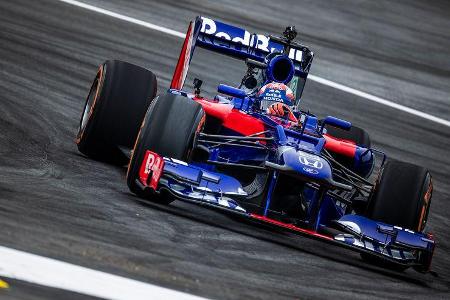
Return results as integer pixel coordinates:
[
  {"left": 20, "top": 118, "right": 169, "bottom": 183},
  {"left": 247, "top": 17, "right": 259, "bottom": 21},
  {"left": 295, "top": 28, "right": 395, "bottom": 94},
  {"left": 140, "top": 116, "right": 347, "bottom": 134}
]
[{"left": 257, "top": 82, "right": 298, "bottom": 123}]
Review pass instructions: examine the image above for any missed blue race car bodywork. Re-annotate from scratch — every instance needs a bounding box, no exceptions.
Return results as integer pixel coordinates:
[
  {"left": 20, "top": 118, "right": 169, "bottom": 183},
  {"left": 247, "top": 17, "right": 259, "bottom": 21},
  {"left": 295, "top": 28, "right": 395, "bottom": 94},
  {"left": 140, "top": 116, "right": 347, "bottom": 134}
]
[{"left": 134, "top": 16, "right": 435, "bottom": 273}]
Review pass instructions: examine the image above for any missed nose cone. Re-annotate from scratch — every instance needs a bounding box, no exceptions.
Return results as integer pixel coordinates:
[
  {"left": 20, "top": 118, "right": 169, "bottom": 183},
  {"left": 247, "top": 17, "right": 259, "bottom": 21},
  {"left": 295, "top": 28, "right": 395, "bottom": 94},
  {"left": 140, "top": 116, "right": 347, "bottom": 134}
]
[{"left": 281, "top": 148, "right": 332, "bottom": 181}]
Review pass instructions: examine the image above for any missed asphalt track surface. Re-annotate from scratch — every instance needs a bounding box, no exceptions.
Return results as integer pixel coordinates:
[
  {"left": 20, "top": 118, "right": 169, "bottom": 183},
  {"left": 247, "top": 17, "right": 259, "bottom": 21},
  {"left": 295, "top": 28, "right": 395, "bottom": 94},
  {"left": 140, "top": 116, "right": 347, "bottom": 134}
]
[{"left": 0, "top": 0, "right": 449, "bottom": 299}]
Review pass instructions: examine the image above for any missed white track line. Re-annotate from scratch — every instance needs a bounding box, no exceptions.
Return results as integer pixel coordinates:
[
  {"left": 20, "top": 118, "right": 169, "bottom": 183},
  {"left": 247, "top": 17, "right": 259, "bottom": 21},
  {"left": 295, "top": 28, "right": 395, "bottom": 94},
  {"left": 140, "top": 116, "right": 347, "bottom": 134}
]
[
  {"left": 57, "top": 0, "right": 450, "bottom": 128},
  {"left": 58, "top": 0, "right": 184, "bottom": 38},
  {"left": 0, "top": 246, "right": 208, "bottom": 300},
  {"left": 308, "top": 75, "right": 450, "bottom": 127}
]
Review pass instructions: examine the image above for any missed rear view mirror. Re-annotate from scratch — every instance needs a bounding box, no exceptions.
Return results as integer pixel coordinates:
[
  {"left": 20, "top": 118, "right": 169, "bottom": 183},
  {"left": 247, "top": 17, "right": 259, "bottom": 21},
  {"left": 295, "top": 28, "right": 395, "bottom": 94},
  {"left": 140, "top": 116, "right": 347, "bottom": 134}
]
[
  {"left": 217, "top": 84, "right": 247, "bottom": 99},
  {"left": 322, "top": 116, "right": 352, "bottom": 131}
]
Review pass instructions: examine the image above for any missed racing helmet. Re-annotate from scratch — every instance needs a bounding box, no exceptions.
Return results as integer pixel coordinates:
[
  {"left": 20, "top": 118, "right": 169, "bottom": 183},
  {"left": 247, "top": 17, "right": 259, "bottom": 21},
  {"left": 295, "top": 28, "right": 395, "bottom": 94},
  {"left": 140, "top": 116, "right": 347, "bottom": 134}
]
[{"left": 257, "top": 82, "right": 295, "bottom": 111}]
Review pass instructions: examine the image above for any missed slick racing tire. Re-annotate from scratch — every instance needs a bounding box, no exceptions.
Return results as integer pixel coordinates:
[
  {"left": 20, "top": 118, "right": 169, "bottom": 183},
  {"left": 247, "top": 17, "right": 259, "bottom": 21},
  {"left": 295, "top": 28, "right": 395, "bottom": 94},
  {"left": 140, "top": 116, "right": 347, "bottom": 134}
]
[
  {"left": 361, "top": 159, "right": 432, "bottom": 270},
  {"left": 76, "top": 60, "right": 157, "bottom": 165},
  {"left": 127, "top": 94, "right": 205, "bottom": 204},
  {"left": 325, "top": 124, "right": 371, "bottom": 148},
  {"left": 366, "top": 160, "right": 432, "bottom": 231}
]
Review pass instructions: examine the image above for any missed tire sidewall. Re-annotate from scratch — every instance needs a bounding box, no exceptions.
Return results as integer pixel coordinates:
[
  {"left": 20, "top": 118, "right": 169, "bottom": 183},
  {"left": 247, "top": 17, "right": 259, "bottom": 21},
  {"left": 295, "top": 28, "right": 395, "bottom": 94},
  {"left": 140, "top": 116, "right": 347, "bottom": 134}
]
[{"left": 76, "top": 64, "right": 106, "bottom": 147}]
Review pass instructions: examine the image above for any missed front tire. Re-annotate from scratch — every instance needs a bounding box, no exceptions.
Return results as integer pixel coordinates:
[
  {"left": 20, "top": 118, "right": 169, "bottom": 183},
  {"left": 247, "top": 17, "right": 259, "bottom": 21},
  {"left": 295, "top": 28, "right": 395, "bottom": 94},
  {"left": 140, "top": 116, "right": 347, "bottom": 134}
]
[
  {"left": 366, "top": 160, "right": 432, "bottom": 231},
  {"left": 127, "top": 94, "right": 205, "bottom": 204},
  {"left": 361, "top": 159, "right": 433, "bottom": 269}
]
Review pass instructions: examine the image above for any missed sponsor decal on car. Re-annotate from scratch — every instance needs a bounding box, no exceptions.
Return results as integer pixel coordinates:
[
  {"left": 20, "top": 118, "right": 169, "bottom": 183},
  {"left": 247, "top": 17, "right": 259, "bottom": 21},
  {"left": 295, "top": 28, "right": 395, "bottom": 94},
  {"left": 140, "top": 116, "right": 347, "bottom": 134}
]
[
  {"left": 302, "top": 167, "right": 319, "bottom": 175},
  {"left": 298, "top": 152, "right": 323, "bottom": 169},
  {"left": 199, "top": 17, "right": 304, "bottom": 62},
  {"left": 139, "top": 151, "right": 165, "bottom": 190}
]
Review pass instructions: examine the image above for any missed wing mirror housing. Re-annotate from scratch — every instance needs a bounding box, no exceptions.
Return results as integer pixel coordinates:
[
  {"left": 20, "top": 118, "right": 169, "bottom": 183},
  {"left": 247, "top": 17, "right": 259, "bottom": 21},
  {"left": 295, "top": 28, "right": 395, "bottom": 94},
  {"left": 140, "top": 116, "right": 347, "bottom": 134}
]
[
  {"left": 321, "top": 116, "right": 352, "bottom": 132},
  {"left": 218, "top": 84, "right": 247, "bottom": 99}
]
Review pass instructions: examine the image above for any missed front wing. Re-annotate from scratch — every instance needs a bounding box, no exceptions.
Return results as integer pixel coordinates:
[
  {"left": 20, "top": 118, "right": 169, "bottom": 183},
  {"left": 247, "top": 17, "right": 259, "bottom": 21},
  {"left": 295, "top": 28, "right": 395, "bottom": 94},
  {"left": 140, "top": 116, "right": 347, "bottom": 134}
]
[{"left": 134, "top": 151, "right": 435, "bottom": 272}]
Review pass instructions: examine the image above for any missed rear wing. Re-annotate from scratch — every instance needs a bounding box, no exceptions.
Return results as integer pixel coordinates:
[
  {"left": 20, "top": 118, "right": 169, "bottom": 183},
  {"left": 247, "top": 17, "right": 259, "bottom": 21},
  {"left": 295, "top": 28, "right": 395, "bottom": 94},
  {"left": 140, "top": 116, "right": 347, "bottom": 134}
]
[{"left": 171, "top": 16, "right": 314, "bottom": 97}]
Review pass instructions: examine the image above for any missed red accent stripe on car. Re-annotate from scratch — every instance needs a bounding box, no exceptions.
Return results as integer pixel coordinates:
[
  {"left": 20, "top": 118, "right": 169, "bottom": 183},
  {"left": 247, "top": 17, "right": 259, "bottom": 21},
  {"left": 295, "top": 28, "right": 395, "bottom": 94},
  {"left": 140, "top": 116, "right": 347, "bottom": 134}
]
[
  {"left": 170, "top": 22, "right": 193, "bottom": 90},
  {"left": 195, "top": 99, "right": 266, "bottom": 136},
  {"left": 250, "top": 214, "right": 333, "bottom": 240},
  {"left": 323, "top": 134, "right": 357, "bottom": 158}
]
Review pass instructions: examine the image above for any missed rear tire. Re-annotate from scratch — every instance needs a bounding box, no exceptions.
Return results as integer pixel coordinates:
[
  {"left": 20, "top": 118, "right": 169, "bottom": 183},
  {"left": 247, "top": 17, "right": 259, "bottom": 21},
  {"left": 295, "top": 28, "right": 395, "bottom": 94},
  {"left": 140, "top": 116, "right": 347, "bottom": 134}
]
[
  {"left": 361, "top": 159, "right": 433, "bottom": 269},
  {"left": 76, "top": 60, "right": 157, "bottom": 165},
  {"left": 127, "top": 94, "right": 205, "bottom": 204}
]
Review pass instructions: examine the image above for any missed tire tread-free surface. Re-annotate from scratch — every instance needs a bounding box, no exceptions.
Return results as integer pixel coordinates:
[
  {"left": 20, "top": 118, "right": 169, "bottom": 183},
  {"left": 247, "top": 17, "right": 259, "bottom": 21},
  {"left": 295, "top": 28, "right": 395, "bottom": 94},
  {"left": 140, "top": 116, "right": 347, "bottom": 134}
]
[{"left": 367, "top": 160, "right": 431, "bottom": 231}]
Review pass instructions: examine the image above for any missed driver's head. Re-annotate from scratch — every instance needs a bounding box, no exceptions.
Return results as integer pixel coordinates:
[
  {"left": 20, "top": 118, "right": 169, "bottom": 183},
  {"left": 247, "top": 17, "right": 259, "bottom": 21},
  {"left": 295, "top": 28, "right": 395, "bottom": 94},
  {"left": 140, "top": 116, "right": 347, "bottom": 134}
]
[{"left": 257, "top": 82, "right": 295, "bottom": 111}]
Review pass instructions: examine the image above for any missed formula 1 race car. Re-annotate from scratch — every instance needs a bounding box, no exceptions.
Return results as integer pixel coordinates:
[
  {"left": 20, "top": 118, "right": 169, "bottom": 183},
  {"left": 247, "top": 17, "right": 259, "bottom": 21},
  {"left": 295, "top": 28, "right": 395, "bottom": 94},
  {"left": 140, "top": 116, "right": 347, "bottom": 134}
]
[{"left": 76, "top": 16, "right": 435, "bottom": 272}]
